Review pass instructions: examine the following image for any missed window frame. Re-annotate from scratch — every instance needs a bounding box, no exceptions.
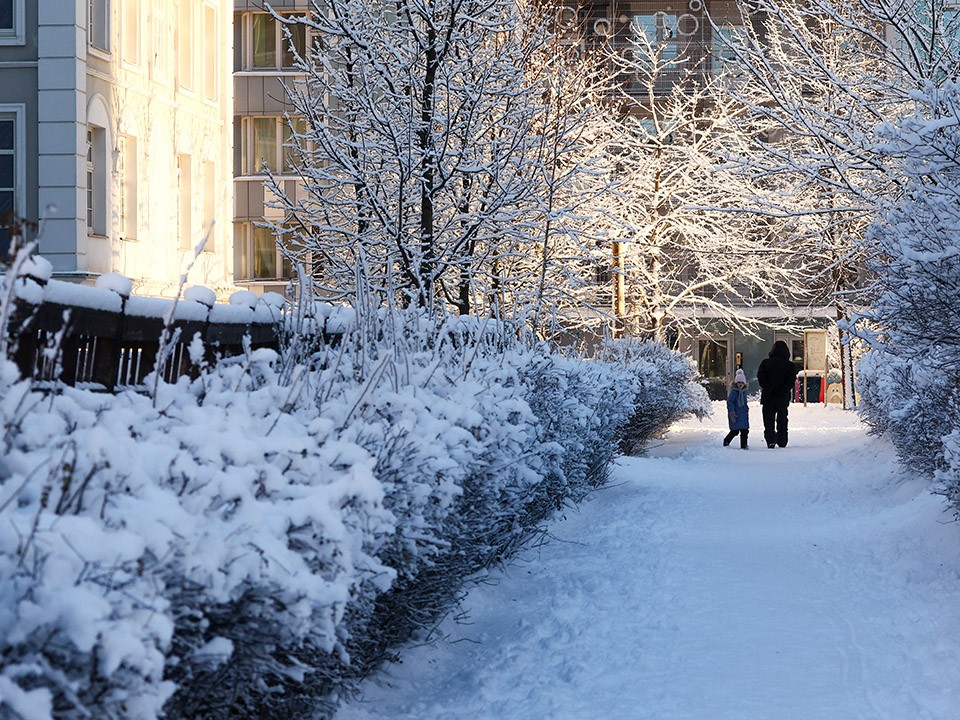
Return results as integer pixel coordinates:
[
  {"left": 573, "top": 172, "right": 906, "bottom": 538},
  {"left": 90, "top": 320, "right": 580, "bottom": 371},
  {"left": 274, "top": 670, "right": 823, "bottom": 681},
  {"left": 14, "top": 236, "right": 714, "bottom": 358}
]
[
  {"left": 151, "top": 0, "right": 170, "bottom": 82},
  {"left": 696, "top": 336, "right": 730, "bottom": 379},
  {"left": 178, "top": 0, "right": 194, "bottom": 92},
  {"left": 244, "top": 11, "right": 309, "bottom": 71},
  {"left": 88, "top": 0, "right": 110, "bottom": 53},
  {"left": 239, "top": 222, "right": 294, "bottom": 282},
  {"left": 0, "top": 105, "right": 25, "bottom": 256},
  {"left": 121, "top": 0, "right": 141, "bottom": 67},
  {"left": 86, "top": 125, "right": 108, "bottom": 236},
  {"left": 119, "top": 135, "right": 138, "bottom": 241},
  {"left": 240, "top": 115, "right": 308, "bottom": 176},
  {"left": 0, "top": 0, "right": 24, "bottom": 45}
]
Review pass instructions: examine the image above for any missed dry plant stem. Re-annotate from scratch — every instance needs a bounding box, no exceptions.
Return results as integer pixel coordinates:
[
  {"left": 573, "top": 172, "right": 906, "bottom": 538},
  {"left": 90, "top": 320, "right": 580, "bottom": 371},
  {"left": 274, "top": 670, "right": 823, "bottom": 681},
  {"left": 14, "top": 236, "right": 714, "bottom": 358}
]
[{"left": 152, "top": 223, "right": 213, "bottom": 406}]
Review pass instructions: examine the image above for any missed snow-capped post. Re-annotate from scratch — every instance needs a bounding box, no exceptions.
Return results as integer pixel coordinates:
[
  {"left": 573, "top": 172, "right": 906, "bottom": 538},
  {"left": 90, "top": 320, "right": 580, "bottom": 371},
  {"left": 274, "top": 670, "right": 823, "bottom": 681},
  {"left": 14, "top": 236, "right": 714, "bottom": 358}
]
[
  {"left": 183, "top": 285, "right": 217, "bottom": 376},
  {"left": 227, "top": 289, "right": 259, "bottom": 359}
]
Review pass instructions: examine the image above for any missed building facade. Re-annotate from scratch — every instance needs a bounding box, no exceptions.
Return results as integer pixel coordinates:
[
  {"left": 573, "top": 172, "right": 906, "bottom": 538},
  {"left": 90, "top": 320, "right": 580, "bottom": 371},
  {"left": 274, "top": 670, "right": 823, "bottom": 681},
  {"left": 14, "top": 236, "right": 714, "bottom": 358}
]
[
  {"left": 0, "top": 0, "right": 235, "bottom": 297},
  {"left": 233, "top": 0, "right": 309, "bottom": 295}
]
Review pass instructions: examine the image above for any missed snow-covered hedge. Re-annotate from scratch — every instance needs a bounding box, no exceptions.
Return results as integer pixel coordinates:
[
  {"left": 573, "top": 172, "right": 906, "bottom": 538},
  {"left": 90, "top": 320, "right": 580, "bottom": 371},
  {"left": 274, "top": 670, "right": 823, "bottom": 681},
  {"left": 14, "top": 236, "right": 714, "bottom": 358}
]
[
  {"left": 858, "top": 81, "right": 960, "bottom": 513},
  {"left": 856, "top": 81, "right": 960, "bottom": 510},
  {"left": 0, "top": 266, "right": 706, "bottom": 719},
  {"left": 597, "top": 338, "right": 711, "bottom": 455}
]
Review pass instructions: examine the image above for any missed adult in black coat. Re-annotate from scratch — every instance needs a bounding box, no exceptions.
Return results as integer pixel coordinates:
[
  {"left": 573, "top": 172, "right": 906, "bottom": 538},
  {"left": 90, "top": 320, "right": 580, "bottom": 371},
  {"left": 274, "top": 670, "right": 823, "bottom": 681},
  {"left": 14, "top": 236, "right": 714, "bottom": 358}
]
[{"left": 757, "top": 340, "right": 799, "bottom": 448}]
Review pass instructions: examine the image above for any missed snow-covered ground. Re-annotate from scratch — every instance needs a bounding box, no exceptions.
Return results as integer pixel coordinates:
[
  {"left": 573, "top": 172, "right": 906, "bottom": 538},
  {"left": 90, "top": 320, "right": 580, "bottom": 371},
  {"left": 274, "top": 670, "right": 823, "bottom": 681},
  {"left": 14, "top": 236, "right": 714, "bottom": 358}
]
[{"left": 334, "top": 403, "right": 960, "bottom": 720}]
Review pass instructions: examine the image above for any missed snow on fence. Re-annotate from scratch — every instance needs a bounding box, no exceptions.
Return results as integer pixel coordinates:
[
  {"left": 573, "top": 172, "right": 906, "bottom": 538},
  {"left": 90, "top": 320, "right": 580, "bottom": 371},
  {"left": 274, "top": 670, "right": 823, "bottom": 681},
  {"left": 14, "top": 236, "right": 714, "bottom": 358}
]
[{"left": 4, "top": 266, "right": 346, "bottom": 391}]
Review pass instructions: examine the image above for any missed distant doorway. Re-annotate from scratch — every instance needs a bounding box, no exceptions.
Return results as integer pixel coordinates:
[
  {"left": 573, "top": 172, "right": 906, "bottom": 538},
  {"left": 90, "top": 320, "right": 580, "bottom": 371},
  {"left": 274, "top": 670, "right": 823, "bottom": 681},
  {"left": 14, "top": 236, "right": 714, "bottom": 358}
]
[{"left": 697, "top": 337, "right": 730, "bottom": 400}]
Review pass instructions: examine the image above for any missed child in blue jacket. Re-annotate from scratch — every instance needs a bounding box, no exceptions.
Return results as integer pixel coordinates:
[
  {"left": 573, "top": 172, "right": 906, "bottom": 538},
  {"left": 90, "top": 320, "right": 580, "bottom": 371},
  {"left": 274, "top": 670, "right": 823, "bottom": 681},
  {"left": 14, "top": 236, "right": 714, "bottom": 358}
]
[{"left": 723, "top": 368, "right": 750, "bottom": 449}]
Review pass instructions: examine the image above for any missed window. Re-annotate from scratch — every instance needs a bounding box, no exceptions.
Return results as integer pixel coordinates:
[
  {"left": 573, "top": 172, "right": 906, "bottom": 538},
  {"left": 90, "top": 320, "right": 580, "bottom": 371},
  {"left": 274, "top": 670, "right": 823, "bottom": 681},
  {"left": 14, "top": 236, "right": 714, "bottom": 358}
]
[
  {"left": 252, "top": 225, "right": 293, "bottom": 280},
  {"left": 0, "top": 0, "right": 24, "bottom": 45},
  {"left": 178, "top": 153, "right": 192, "bottom": 250},
  {"left": 249, "top": 12, "right": 307, "bottom": 70},
  {"left": 86, "top": 131, "right": 94, "bottom": 230},
  {"left": 0, "top": 117, "right": 14, "bottom": 220},
  {"left": 203, "top": 5, "right": 218, "bottom": 100},
  {"left": 242, "top": 116, "right": 307, "bottom": 174},
  {"left": 202, "top": 159, "right": 216, "bottom": 252},
  {"left": 697, "top": 338, "right": 728, "bottom": 378},
  {"left": 120, "top": 136, "right": 138, "bottom": 241},
  {"left": 86, "top": 126, "right": 108, "bottom": 235},
  {"left": 775, "top": 334, "right": 804, "bottom": 367},
  {"left": 122, "top": 0, "right": 140, "bottom": 65},
  {"left": 0, "top": 110, "right": 19, "bottom": 256},
  {"left": 151, "top": 0, "right": 169, "bottom": 80},
  {"left": 89, "top": 0, "right": 109, "bottom": 52},
  {"left": 0, "top": 0, "right": 12, "bottom": 32},
  {"left": 633, "top": 12, "right": 681, "bottom": 64},
  {"left": 237, "top": 223, "right": 294, "bottom": 281},
  {"left": 712, "top": 25, "right": 745, "bottom": 76},
  {"left": 631, "top": 4, "right": 707, "bottom": 90},
  {"left": 178, "top": 0, "right": 193, "bottom": 90}
]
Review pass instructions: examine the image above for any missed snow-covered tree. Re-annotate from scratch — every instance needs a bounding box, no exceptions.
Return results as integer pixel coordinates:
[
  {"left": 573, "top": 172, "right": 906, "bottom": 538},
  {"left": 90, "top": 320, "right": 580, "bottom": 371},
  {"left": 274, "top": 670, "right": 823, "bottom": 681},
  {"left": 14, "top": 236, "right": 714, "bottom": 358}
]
[
  {"left": 270, "top": 0, "right": 609, "bottom": 332},
  {"left": 714, "top": 0, "right": 960, "bottom": 405},
  {"left": 856, "top": 80, "right": 960, "bottom": 484},
  {"left": 586, "top": 26, "right": 814, "bottom": 344}
]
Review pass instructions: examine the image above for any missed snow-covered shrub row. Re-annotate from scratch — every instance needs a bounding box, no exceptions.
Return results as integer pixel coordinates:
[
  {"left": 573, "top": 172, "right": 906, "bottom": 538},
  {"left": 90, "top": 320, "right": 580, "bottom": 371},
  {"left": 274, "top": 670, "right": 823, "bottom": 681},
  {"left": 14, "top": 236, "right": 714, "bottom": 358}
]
[
  {"left": 856, "top": 348, "right": 956, "bottom": 478},
  {"left": 856, "top": 81, "right": 960, "bottom": 508},
  {"left": 597, "top": 338, "right": 711, "bottom": 455},
  {"left": 0, "top": 286, "right": 705, "bottom": 718},
  {"left": 0, "top": 348, "right": 398, "bottom": 720}
]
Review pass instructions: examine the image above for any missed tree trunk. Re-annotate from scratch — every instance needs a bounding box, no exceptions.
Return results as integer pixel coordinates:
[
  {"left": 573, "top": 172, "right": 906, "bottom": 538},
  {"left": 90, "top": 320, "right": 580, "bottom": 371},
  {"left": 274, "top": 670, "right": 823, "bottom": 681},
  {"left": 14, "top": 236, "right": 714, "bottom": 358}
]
[{"left": 418, "top": 28, "right": 439, "bottom": 309}]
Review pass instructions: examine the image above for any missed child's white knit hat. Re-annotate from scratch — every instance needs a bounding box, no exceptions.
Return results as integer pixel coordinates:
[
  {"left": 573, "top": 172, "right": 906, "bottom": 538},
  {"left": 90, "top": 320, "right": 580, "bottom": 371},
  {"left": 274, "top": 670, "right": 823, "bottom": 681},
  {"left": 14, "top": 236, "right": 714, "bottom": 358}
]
[{"left": 734, "top": 368, "right": 747, "bottom": 384}]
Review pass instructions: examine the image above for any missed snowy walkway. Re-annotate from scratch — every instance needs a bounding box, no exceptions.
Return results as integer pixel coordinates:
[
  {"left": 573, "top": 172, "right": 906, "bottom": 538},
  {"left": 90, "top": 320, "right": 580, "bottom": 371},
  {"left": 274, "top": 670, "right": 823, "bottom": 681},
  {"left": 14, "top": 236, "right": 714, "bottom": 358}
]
[{"left": 334, "top": 405, "right": 960, "bottom": 720}]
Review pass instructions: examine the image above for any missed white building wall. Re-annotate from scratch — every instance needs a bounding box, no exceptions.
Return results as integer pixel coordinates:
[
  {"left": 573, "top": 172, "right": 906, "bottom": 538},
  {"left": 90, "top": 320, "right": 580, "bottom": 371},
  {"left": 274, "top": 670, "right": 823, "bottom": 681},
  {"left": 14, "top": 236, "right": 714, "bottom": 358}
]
[{"left": 35, "top": 0, "right": 236, "bottom": 298}]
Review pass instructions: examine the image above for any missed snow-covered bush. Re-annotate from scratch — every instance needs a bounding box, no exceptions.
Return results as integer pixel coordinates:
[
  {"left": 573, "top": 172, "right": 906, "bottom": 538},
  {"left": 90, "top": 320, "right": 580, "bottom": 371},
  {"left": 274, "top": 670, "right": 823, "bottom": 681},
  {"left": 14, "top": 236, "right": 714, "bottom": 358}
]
[
  {"left": 856, "top": 81, "right": 960, "bottom": 507},
  {"left": 300, "top": 313, "right": 642, "bottom": 684},
  {"left": 0, "top": 346, "right": 398, "bottom": 720},
  {"left": 597, "top": 338, "right": 711, "bottom": 455},
  {"left": 856, "top": 347, "right": 953, "bottom": 476},
  {"left": 1, "top": 261, "right": 706, "bottom": 719}
]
